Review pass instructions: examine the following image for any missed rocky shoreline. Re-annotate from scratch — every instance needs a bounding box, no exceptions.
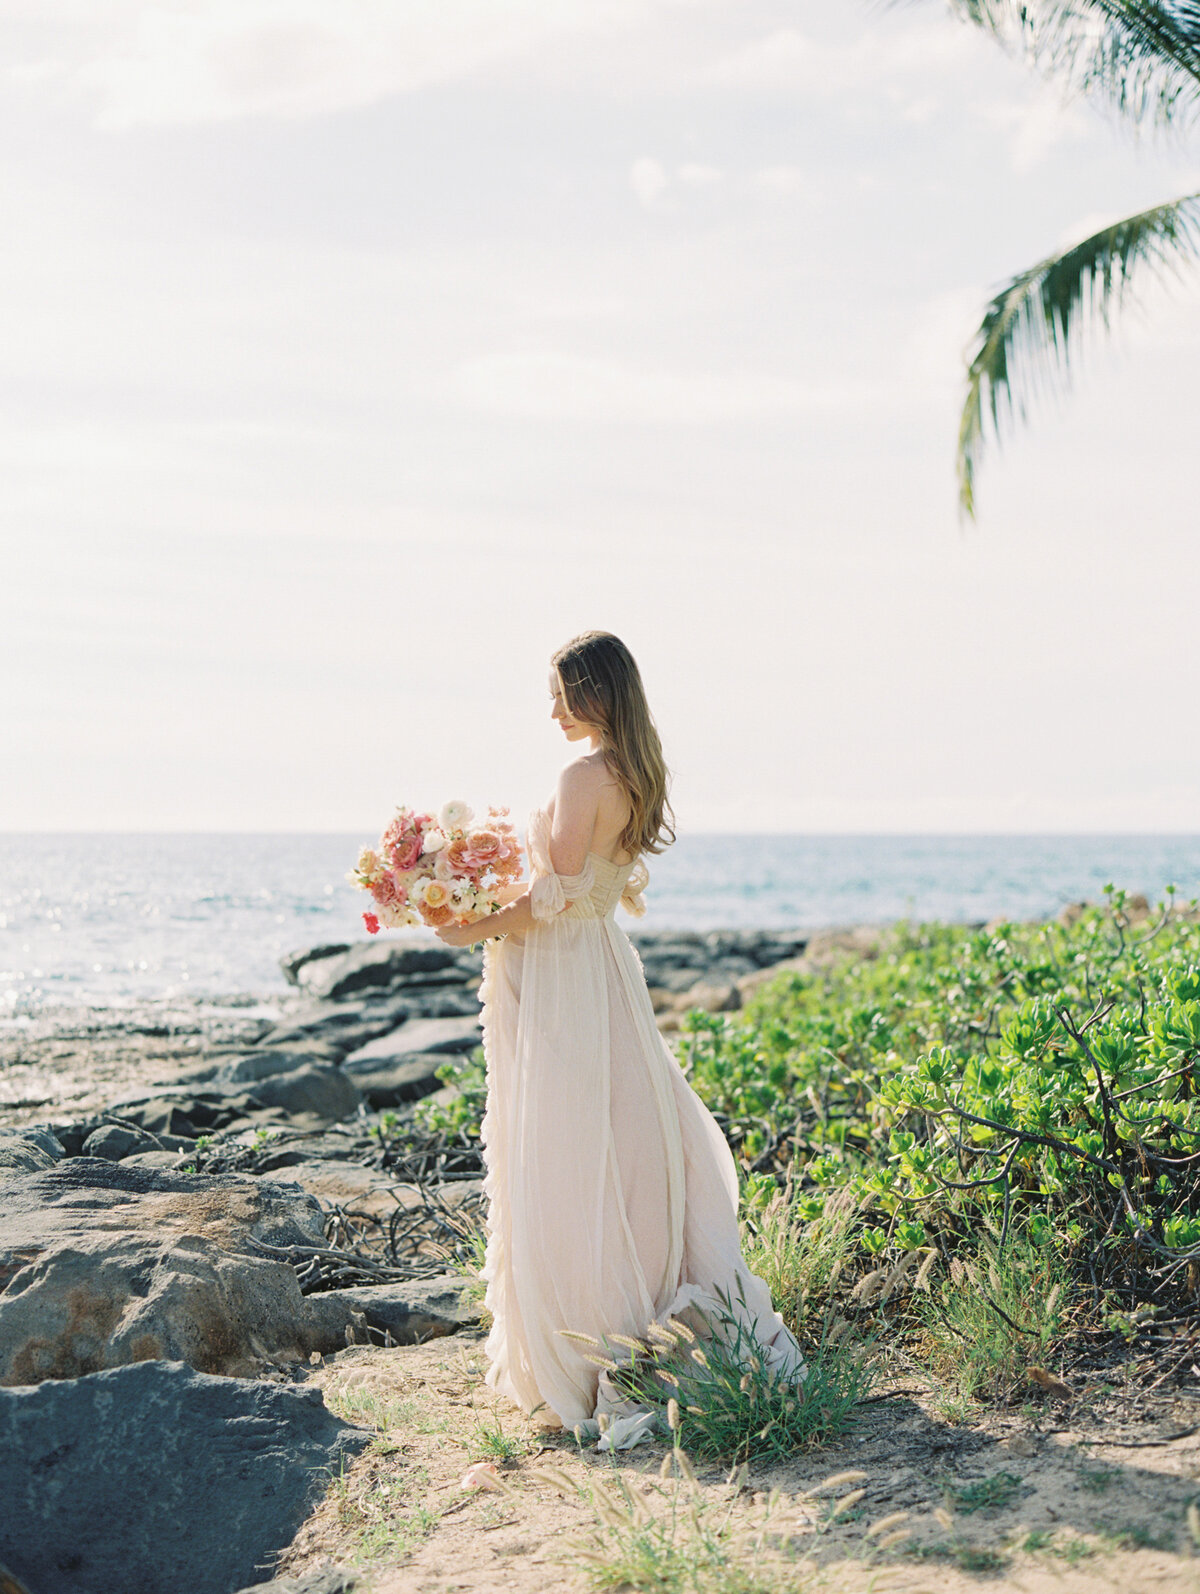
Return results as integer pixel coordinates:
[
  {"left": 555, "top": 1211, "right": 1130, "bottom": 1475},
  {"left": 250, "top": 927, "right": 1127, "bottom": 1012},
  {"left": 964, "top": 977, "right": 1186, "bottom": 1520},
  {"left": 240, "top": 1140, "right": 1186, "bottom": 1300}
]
[{"left": 0, "top": 927, "right": 814, "bottom": 1594}]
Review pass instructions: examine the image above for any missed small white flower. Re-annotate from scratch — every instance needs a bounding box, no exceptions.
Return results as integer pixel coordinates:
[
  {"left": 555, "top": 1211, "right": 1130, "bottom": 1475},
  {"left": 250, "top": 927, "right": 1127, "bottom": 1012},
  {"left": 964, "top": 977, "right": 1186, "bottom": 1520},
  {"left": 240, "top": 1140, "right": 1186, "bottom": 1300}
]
[
  {"left": 449, "top": 883, "right": 478, "bottom": 913},
  {"left": 440, "top": 800, "right": 474, "bottom": 830},
  {"left": 422, "top": 827, "right": 447, "bottom": 852},
  {"left": 409, "top": 878, "right": 432, "bottom": 906}
]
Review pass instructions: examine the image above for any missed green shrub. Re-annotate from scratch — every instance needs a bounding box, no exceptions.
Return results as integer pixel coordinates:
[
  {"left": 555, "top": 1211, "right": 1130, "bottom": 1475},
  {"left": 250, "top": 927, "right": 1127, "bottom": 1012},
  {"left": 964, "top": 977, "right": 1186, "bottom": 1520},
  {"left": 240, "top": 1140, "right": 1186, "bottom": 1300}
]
[{"left": 686, "top": 890, "right": 1200, "bottom": 1305}]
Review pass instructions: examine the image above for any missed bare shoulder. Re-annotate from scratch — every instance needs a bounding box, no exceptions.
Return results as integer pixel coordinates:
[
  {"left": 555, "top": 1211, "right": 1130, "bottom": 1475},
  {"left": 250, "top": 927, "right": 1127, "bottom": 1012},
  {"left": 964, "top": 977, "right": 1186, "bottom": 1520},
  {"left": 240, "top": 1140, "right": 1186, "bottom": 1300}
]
[{"left": 557, "top": 753, "right": 608, "bottom": 794}]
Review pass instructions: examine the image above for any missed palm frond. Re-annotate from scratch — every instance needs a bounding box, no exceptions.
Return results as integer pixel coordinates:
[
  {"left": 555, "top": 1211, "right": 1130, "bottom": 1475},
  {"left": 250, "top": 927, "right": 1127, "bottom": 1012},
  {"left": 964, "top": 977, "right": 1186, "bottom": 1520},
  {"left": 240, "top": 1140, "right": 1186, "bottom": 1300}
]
[
  {"left": 945, "top": 1, "right": 1200, "bottom": 127},
  {"left": 958, "top": 191, "right": 1200, "bottom": 516}
]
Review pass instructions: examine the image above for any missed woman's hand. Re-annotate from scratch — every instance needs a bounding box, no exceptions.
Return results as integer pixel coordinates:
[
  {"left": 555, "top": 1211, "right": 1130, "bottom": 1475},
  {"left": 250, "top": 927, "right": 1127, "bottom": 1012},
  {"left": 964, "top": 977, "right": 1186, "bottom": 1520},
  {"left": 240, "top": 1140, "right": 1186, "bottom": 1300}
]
[{"left": 433, "top": 919, "right": 483, "bottom": 948}]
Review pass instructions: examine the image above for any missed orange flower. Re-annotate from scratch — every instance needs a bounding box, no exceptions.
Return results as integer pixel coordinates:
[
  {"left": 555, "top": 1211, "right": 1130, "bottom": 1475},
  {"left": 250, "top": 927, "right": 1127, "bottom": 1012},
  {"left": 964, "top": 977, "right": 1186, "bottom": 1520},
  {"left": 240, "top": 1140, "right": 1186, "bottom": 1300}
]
[
  {"left": 420, "top": 902, "right": 453, "bottom": 927},
  {"left": 444, "top": 836, "right": 474, "bottom": 875}
]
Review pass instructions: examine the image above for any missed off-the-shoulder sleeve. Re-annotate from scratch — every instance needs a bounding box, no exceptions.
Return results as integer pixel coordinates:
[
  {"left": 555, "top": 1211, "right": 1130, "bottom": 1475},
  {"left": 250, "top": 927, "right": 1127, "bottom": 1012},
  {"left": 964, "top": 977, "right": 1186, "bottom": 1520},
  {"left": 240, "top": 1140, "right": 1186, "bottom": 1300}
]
[
  {"left": 527, "top": 807, "right": 596, "bottom": 922},
  {"left": 620, "top": 859, "right": 649, "bottom": 918}
]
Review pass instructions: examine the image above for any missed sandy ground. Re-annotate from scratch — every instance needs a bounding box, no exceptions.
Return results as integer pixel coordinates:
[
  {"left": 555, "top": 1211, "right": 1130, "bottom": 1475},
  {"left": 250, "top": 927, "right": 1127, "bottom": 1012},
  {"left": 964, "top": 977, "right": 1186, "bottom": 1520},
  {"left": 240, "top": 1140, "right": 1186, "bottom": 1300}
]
[{"left": 277, "top": 1330, "right": 1200, "bottom": 1594}]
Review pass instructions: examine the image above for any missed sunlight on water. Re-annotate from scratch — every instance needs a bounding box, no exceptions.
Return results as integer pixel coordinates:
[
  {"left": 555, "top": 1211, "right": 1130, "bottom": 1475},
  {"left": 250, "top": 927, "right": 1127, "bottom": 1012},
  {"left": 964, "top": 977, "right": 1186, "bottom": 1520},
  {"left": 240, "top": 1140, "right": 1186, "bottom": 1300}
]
[{"left": 0, "top": 832, "right": 1197, "bottom": 1016}]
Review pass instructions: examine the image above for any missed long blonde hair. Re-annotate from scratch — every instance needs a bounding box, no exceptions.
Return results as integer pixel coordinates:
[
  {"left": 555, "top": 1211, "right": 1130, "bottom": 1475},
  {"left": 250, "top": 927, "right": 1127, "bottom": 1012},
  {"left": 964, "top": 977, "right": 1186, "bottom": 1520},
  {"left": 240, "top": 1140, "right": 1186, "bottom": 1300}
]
[{"left": 551, "top": 631, "right": 675, "bottom": 858}]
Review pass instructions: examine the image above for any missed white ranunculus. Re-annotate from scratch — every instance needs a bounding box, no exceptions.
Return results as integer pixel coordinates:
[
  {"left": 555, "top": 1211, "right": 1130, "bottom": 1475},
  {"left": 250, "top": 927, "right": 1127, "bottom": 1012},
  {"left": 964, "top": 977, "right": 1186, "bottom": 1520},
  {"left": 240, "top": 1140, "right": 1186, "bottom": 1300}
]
[
  {"left": 440, "top": 800, "right": 474, "bottom": 831},
  {"left": 422, "top": 827, "right": 447, "bottom": 852}
]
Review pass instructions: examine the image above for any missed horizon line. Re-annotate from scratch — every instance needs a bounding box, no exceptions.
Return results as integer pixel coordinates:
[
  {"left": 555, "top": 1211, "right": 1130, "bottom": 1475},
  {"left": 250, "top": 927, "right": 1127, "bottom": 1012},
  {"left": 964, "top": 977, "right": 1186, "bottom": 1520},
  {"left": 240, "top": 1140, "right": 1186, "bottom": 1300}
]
[{"left": 2, "top": 829, "right": 1199, "bottom": 841}]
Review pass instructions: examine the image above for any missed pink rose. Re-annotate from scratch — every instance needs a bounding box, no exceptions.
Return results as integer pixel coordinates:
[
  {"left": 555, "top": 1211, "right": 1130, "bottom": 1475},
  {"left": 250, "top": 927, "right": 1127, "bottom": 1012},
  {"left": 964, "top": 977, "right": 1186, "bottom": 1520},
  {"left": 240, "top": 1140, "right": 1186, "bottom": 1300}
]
[
  {"left": 370, "top": 875, "right": 399, "bottom": 907},
  {"left": 389, "top": 837, "right": 422, "bottom": 871}
]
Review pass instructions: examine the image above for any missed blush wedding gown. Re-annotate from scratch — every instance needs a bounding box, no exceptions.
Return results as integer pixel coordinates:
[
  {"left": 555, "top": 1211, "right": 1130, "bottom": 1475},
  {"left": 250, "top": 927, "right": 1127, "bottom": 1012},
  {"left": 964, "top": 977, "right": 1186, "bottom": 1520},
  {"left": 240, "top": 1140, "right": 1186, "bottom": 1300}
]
[{"left": 476, "top": 806, "right": 804, "bottom": 1446}]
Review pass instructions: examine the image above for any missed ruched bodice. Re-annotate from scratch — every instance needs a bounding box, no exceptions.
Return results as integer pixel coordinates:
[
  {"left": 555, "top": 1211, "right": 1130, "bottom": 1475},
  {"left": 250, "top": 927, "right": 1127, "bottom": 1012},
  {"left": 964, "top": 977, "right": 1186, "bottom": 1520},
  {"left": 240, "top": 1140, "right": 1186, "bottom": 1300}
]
[{"left": 525, "top": 806, "right": 648, "bottom": 922}]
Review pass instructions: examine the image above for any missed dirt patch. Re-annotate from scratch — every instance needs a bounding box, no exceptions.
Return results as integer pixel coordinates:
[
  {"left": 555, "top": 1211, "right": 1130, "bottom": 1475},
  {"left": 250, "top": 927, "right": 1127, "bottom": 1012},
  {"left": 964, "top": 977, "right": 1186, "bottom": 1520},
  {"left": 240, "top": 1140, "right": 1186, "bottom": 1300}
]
[{"left": 276, "top": 1332, "right": 1200, "bottom": 1593}]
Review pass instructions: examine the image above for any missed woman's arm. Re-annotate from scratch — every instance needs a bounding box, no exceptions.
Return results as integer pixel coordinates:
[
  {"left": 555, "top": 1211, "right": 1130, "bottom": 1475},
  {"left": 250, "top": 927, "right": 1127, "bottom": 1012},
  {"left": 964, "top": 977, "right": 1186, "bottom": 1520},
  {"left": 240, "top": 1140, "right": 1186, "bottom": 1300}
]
[
  {"left": 434, "top": 890, "right": 537, "bottom": 947},
  {"left": 491, "top": 879, "right": 529, "bottom": 906},
  {"left": 434, "top": 762, "right": 602, "bottom": 948},
  {"left": 548, "top": 759, "right": 602, "bottom": 875}
]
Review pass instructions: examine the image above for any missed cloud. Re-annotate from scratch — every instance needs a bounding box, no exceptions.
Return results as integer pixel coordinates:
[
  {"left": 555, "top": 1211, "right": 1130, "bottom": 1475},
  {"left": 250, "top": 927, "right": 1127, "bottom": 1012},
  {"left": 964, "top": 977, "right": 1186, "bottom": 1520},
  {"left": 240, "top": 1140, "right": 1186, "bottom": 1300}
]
[
  {"left": 751, "top": 164, "right": 821, "bottom": 203},
  {"left": 677, "top": 162, "right": 722, "bottom": 186},
  {"left": 446, "top": 351, "right": 885, "bottom": 423},
  {"left": 18, "top": 0, "right": 712, "bottom": 128},
  {"left": 976, "top": 88, "right": 1089, "bottom": 174},
  {"left": 629, "top": 157, "right": 725, "bottom": 209},
  {"left": 629, "top": 156, "right": 669, "bottom": 209},
  {"left": 694, "top": 20, "right": 979, "bottom": 96}
]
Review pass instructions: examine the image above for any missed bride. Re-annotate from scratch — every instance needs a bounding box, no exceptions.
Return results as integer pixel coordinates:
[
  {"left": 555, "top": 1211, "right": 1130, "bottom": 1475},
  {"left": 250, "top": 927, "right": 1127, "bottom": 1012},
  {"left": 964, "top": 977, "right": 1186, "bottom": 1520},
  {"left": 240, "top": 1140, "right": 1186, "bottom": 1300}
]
[{"left": 434, "top": 630, "right": 803, "bottom": 1445}]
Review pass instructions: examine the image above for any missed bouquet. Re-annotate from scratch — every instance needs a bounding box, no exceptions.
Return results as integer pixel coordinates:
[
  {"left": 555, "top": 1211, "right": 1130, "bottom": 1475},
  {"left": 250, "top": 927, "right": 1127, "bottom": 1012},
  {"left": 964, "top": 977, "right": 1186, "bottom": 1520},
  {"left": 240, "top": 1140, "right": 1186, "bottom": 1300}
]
[{"left": 349, "top": 800, "right": 523, "bottom": 933}]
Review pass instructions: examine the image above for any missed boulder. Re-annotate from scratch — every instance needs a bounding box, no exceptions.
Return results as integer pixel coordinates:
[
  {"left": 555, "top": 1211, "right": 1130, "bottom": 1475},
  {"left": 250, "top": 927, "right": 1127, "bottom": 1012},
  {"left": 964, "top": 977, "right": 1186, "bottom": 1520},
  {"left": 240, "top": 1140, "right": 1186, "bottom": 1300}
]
[
  {"left": 294, "top": 942, "right": 465, "bottom": 1002},
  {"left": 0, "top": 1359, "right": 369, "bottom": 1594},
  {"left": 0, "top": 1162, "right": 471, "bottom": 1385},
  {"left": 236, "top": 1572, "right": 360, "bottom": 1594},
  {"left": 0, "top": 1230, "right": 322, "bottom": 1385},
  {"left": 280, "top": 942, "right": 353, "bottom": 986},
  {"left": 795, "top": 925, "right": 888, "bottom": 968},
  {"left": 401, "top": 986, "right": 484, "bottom": 1019},
  {"left": 121, "top": 1150, "right": 188, "bottom": 1170},
  {"left": 0, "top": 1160, "right": 324, "bottom": 1257},
  {"left": 0, "top": 1125, "right": 66, "bottom": 1162},
  {"left": 0, "top": 1161, "right": 327, "bottom": 1384},
  {"left": 645, "top": 965, "right": 711, "bottom": 994},
  {"left": 0, "top": 1128, "right": 65, "bottom": 1181},
  {"left": 339, "top": 1051, "right": 449, "bottom": 1110},
  {"left": 106, "top": 1064, "right": 363, "bottom": 1142},
  {"left": 344, "top": 1016, "right": 480, "bottom": 1065},
  {"left": 240, "top": 1064, "right": 362, "bottom": 1123},
  {"left": 305, "top": 1274, "right": 474, "bottom": 1345},
  {"left": 671, "top": 981, "right": 740, "bottom": 1015},
  {"left": 81, "top": 1123, "right": 163, "bottom": 1160},
  {"left": 259, "top": 993, "right": 412, "bottom": 1058},
  {"left": 171, "top": 1048, "right": 333, "bottom": 1089}
]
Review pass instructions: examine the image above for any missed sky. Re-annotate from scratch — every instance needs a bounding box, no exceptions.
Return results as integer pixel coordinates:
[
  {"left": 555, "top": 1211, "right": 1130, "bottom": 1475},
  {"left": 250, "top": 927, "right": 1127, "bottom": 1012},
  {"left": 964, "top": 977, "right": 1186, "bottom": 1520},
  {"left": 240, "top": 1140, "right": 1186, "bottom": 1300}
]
[{"left": 2, "top": 0, "right": 1197, "bottom": 835}]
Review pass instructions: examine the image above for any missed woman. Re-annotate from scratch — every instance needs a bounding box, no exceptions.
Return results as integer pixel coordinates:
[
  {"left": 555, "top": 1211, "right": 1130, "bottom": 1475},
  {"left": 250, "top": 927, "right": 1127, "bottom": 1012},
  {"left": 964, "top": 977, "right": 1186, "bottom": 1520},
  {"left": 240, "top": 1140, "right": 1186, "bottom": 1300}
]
[{"left": 435, "top": 631, "right": 803, "bottom": 1446}]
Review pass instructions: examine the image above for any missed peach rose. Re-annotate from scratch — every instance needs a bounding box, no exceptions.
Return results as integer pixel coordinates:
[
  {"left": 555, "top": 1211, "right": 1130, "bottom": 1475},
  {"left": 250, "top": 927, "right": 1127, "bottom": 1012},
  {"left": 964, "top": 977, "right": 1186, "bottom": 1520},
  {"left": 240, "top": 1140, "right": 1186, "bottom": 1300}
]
[
  {"left": 443, "top": 836, "right": 476, "bottom": 877},
  {"left": 462, "top": 828, "right": 502, "bottom": 869},
  {"left": 420, "top": 902, "right": 454, "bottom": 927}
]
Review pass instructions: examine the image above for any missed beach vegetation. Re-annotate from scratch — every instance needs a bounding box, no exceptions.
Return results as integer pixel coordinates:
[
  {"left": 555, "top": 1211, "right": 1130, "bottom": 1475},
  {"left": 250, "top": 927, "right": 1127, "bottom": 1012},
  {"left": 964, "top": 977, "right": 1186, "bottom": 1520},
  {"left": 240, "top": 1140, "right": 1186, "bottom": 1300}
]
[{"left": 408, "top": 886, "right": 1200, "bottom": 1415}]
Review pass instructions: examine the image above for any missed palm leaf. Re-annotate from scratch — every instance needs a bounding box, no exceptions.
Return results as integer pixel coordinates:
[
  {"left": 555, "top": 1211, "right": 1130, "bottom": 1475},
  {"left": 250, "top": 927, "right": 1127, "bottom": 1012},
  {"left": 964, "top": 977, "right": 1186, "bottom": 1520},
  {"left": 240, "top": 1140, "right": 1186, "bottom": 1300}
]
[
  {"left": 959, "top": 191, "right": 1200, "bottom": 516},
  {"left": 945, "top": 1, "right": 1200, "bottom": 126}
]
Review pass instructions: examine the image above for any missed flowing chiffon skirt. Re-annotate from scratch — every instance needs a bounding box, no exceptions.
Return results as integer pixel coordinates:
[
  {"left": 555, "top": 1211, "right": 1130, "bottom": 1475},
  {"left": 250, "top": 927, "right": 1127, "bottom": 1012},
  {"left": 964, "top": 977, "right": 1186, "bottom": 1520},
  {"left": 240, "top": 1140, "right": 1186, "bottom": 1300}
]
[{"left": 477, "top": 809, "right": 803, "bottom": 1440}]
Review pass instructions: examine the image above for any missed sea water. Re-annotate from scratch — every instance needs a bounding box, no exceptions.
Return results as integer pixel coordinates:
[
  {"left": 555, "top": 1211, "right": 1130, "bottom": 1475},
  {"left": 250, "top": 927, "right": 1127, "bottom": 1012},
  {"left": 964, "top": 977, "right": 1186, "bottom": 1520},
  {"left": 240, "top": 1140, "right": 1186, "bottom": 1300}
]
[{"left": 1, "top": 833, "right": 1198, "bottom": 1018}]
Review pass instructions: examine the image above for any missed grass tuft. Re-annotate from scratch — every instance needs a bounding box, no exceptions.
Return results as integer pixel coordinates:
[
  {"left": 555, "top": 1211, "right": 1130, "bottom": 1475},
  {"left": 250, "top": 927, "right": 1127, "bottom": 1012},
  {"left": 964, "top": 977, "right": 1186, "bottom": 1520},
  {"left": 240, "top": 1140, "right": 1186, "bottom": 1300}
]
[
  {"left": 941, "top": 1470, "right": 1023, "bottom": 1514},
  {"left": 547, "top": 1450, "right": 814, "bottom": 1594},
  {"left": 600, "top": 1286, "right": 873, "bottom": 1464},
  {"left": 915, "top": 1228, "right": 1070, "bottom": 1403}
]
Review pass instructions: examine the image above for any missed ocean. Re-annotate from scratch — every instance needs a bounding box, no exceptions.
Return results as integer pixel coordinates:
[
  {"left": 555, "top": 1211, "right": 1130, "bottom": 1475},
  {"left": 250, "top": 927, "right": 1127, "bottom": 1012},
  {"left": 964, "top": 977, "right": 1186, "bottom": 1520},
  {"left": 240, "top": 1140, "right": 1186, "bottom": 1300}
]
[{"left": 2, "top": 832, "right": 1198, "bottom": 1020}]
